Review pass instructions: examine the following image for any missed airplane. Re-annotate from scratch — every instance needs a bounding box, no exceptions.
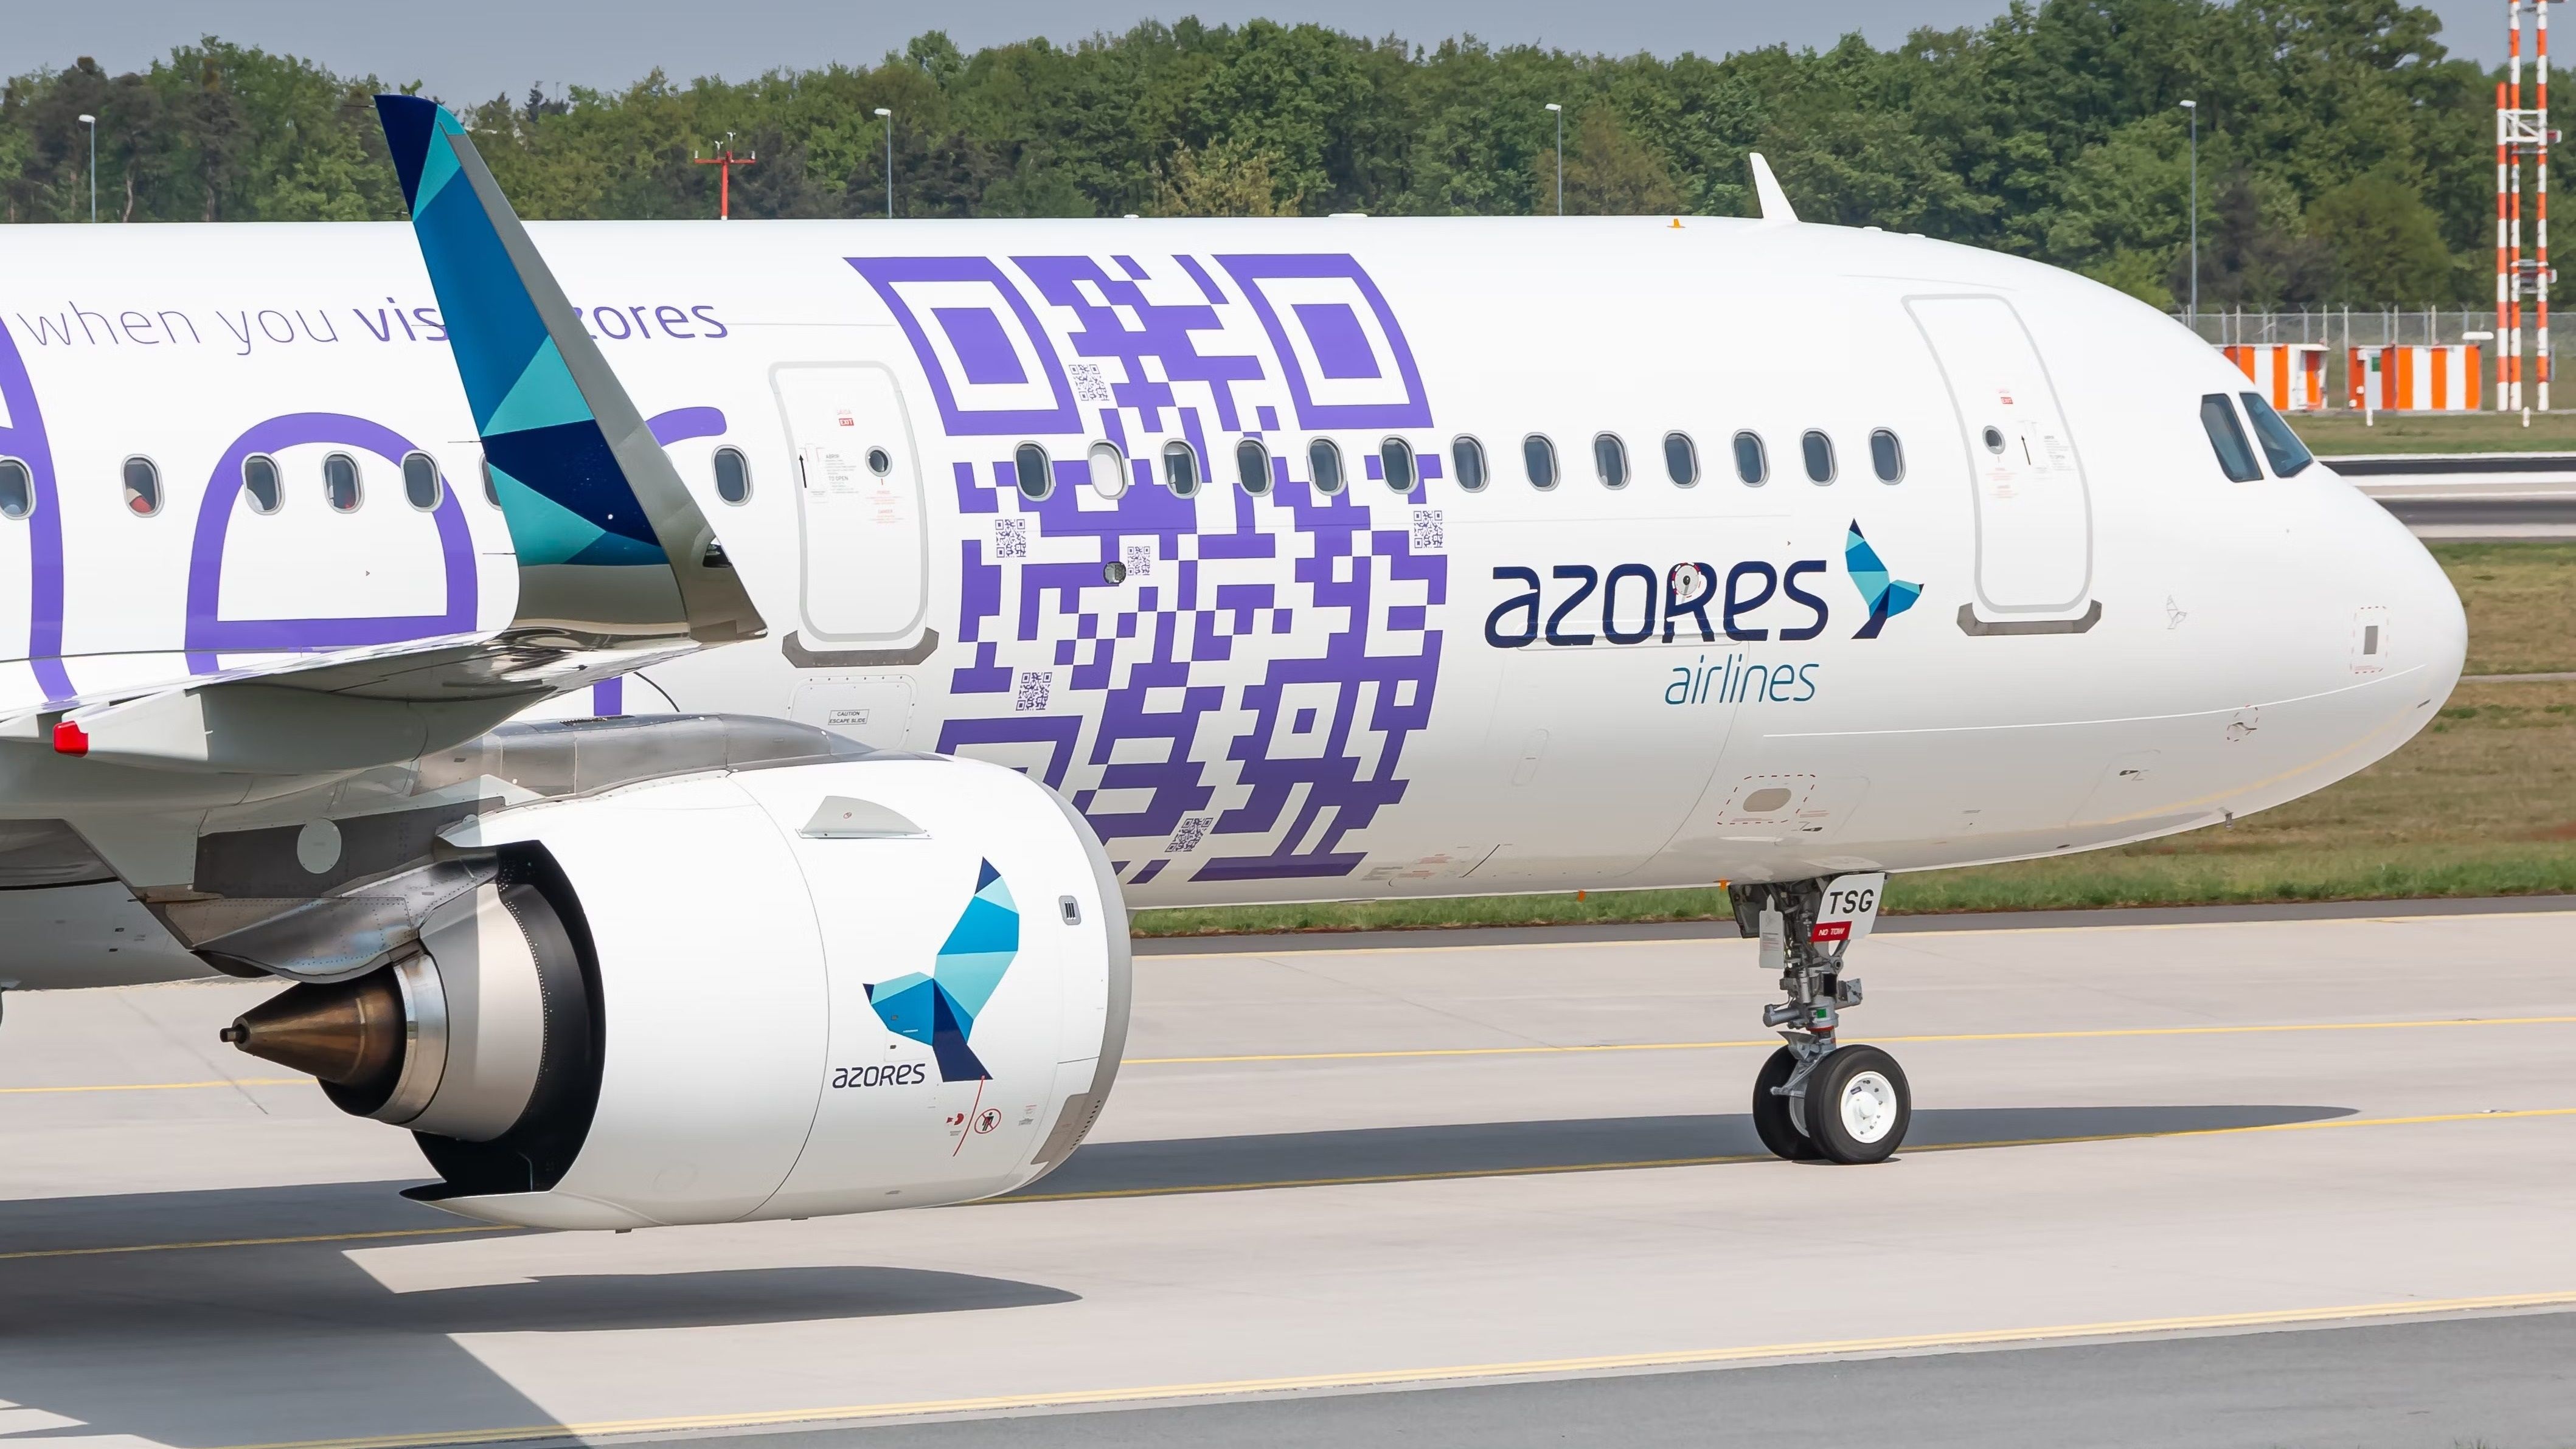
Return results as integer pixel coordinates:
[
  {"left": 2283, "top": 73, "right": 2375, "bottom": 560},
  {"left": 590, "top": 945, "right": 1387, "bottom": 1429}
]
[{"left": 0, "top": 97, "right": 2463, "bottom": 1225}]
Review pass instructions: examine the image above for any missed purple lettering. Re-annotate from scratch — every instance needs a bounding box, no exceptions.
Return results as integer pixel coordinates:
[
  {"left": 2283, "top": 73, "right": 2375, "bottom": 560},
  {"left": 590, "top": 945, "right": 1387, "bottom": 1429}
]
[{"left": 15, "top": 312, "right": 77, "bottom": 346}]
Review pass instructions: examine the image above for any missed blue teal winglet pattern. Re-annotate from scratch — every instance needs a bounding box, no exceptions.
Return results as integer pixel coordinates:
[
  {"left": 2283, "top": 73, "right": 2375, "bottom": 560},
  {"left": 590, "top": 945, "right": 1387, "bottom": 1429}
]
[
  {"left": 1845, "top": 522, "right": 1922, "bottom": 638},
  {"left": 375, "top": 95, "right": 664, "bottom": 570},
  {"left": 865, "top": 860, "right": 1020, "bottom": 1082}
]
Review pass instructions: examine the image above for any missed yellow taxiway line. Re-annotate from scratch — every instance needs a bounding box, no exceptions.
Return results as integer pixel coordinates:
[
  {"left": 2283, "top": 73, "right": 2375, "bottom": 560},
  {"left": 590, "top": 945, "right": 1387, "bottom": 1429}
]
[
  {"left": 200, "top": 1288, "right": 2576, "bottom": 1449},
  {"left": 0, "top": 1076, "right": 304, "bottom": 1095},
  {"left": 0, "top": 1225, "right": 509, "bottom": 1262}
]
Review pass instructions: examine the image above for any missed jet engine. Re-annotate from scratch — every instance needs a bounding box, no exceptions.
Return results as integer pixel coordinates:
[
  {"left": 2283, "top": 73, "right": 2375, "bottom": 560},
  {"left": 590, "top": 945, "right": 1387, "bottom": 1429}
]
[{"left": 220, "top": 752, "right": 1129, "bottom": 1229}]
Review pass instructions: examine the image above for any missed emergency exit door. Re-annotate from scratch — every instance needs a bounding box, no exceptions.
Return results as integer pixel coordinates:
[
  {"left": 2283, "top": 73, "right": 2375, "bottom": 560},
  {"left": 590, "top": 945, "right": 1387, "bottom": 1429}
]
[
  {"left": 772, "top": 363, "right": 930, "bottom": 648},
  {"left": 1907, "top": 296, "right": 2094, "bottom": 617}
]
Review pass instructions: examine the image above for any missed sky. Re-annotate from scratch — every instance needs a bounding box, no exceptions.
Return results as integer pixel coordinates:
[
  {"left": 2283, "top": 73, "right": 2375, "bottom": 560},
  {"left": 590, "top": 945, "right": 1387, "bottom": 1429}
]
[{"left": 10, "top": 1, "right": 2524, "bottom": 103}]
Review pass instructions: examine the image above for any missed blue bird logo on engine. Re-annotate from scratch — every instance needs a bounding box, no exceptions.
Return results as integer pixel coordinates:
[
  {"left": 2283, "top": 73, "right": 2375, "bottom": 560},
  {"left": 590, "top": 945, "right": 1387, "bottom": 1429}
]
[
  {"left": 1844, "top": 522, "right": 1922, "bottom": 638},
  {"left": 864, "top": 860, "right": 1019, "bottom": 1082}
]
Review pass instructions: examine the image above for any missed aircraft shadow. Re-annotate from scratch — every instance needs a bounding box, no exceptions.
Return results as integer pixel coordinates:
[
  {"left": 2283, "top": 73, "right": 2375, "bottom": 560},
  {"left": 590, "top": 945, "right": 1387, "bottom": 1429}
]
[
  {"left": 0, "top": 1103, "right": 2348, "bottom": 1445},
  {"left": 1014, "top": 1103, "right": 2358, "bottom": 1198},
  {"left": 0, "top": 1180, "right": 1076, "bottom": 1448}
]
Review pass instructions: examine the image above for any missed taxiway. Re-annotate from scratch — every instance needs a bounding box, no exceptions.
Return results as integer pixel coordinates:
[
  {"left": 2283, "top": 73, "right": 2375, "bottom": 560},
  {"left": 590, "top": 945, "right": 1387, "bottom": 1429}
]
[{"left": 2, "top": 907, "right": 2572, "bottom": 1447}]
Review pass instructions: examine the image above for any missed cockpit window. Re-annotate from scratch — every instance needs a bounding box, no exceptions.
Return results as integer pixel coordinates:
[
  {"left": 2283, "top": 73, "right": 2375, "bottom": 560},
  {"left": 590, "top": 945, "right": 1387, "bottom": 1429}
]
[
  {"left": 2198, "top": 395, "right": 2262, "bottom": 483},
  {"left": 2238, "top": 392, "right": 2314, "bottom": 477}
]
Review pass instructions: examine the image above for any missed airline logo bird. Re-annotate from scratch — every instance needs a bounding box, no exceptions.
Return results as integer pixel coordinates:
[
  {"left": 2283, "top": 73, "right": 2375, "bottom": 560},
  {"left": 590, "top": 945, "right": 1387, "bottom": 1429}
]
[
  {"left": 1845, "top": 522, "right": 1922, "bottom": 638},
  {"left": 864, "top": 860, "right": 1019, "bottom": 1082}
]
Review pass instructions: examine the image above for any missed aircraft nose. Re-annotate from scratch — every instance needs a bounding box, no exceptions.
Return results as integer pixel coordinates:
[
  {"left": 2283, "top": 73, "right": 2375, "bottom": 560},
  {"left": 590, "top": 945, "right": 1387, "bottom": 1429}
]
[{"left": 2369, "top": 500, "right": 2467, "bottom": 697}]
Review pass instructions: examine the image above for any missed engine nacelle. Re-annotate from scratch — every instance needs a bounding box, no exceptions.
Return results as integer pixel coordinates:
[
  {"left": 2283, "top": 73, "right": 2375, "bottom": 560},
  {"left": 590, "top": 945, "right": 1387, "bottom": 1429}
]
[{"left": 221, "top": 755, "right": 1128, "bottom": 1229}]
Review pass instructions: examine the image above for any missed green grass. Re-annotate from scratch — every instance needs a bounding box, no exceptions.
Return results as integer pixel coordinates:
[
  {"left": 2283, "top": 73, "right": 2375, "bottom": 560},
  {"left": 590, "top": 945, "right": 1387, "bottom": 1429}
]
[
  {"left": 2443, "top": 542, "right": 2576, "bottom": 676},
  {"left": 1134, "top": 544, "right": 2576, "bottom": 937},
  {"left": 2296, "top": 408, "right": 2576, "bottom": 455}
]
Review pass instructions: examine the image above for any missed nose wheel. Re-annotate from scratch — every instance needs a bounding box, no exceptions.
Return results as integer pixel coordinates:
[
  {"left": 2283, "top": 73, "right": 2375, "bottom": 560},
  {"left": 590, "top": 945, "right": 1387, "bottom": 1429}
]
[
  {"left": 1751, "top": 1042, "right": 1913, "bottom": 1164},
  {"left": 1736, "top": 876, "right": 1913, "bottom": 1164}
]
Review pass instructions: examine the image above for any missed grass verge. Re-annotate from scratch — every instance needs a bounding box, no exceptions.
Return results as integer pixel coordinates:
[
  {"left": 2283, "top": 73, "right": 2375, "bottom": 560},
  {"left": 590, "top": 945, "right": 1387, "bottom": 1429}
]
[
  {"left": 1133, "top": 545, "right": 2576, "bottom": 937},
  {"left": 2297, "top": 409, "right": 2576, "bottom": 455}
]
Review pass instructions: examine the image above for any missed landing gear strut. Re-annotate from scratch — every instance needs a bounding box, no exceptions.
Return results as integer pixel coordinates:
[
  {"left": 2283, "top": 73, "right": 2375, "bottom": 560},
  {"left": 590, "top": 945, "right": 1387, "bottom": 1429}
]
[{"left": 1732, "top": 874, "right": 1911, "bottom": 1164}]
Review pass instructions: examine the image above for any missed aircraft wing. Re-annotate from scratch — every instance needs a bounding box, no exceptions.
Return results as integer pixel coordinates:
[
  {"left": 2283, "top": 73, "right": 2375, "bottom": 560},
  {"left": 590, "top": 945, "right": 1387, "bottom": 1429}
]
[{"left": 46, "top": 97, "right": 765, "bottom": 774}]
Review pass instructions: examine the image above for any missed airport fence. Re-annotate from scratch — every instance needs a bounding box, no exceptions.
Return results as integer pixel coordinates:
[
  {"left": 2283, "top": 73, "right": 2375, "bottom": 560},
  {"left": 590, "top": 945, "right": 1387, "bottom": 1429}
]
[{"left": 2178, "top": 306, "right": 2567, "bottom": 410}]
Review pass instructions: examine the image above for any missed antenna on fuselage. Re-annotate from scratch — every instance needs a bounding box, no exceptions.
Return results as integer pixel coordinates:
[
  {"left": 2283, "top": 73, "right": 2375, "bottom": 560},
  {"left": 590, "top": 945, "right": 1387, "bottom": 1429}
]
[{"left": 1748, "top": 152, "right": 1798, "bottom": 226}]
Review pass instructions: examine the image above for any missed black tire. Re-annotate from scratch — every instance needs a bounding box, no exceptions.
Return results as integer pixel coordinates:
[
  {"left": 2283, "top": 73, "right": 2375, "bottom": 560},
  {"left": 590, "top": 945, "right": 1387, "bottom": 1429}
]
[
  {"left": 1806, "top": 1045, "right": 1911, "bottom": 1164},
  {"left": 1751, "top": 1045, "right": 1820, "bottom": 1161}
]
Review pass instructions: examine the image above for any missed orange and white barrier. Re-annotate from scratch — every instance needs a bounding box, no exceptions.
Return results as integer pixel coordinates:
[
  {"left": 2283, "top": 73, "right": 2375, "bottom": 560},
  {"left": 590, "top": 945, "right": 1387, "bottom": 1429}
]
[
  {"left": 2223, "top": 344, "right": 2328, "bottom": 410},
  {"left": 2347, "top": 345, "right": 2483, "bottom": 411}
]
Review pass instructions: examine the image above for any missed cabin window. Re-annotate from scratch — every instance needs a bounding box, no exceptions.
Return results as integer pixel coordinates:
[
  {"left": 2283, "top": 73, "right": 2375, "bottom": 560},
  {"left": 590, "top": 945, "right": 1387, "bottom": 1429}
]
[
  {"left": 1088, "top": 441, "right": 1128, "bottom": 499},
  {"left": 2199, "top": 395, "right": 2261, "bottom": 482},
  {"left": 0, "top": 458, "right": 32, "bottom": 520},
  {"left": 1013, "top": 442, "right": 1052, "bottom": 500},
  {"left": 1801, "top": 431, "right": 1836, "bottom": 484},
  {"left": 1524, "top": 434, "right": 1559, "bottom": 490},
  {"left": 480, "top": 456, "right": 501, "bottom": 507},
  {"left": 1452, "top": 436, "right": 1488, "bottom": 492},
  {"left": 1236, "top": 438, "right": 1272, "bottom": 496},
  {"left": 123, "top": 457, "right": 161, "bottom": 516},
  {"left": 1732, "top": 431, "right": 1768, "bottom": 486},
  {"left": 2239, "top": 393, "right": 2314, "bottom": 477},
  {"left": 866, "top": 447, "right": 892, "bottom": 477},
  {"left": 713, "top": 446, "right": 752, "bottom": 504},
  {"left": 1381, "top": 437, "right": 1417, "bottom": 493},
  {"left": 242, "top": 454, "right": 282, "bottom": 515},
  {"left": 1663, "top": 432, "right": 1698, "bottom": 486},
  {"left": 1594, "top": 433, "right": 1630, "bottom": 489},
  {"left": 323, "top": 452, "right": 362, "bottom": 513},
  {"left": 1162, "top": 440, "right": 1201, "bottom": 497},
  {"left": 1869, "top": 429, "right": 1904, "bottom": 483},
  {"left": 1308, "top": 438, "right": 1346, "bottom": 495},
  {"left": 402, "top": 452, "right": 442, "bottom": 511}
]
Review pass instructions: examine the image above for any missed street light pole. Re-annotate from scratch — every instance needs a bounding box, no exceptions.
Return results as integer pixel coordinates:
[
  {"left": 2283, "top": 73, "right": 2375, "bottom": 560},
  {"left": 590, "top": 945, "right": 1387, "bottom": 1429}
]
[
  {"left": 2180, "top": 99, "right": 2199, "bottom": 325},
  {"left": 1544, "top": 102, "right": 1563, "bottom": 216},
  {"left": 874, "top": 107, "right": 893, "bottom": 220},
  {"left": 77, "top": 114, "right": 95, "bottom": 222}
]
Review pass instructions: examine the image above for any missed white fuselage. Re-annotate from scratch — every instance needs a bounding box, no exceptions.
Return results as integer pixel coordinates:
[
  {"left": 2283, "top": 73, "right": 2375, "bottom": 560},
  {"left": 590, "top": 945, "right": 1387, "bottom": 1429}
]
[{"left": 0, "top": 216, "right": 2463, "bottom": 941}]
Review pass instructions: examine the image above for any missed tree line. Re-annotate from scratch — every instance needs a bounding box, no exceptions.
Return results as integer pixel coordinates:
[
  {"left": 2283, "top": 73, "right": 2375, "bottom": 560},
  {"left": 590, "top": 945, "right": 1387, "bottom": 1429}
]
[{"left": 0, "top": 2, "right": 2502, "bottom": 310}]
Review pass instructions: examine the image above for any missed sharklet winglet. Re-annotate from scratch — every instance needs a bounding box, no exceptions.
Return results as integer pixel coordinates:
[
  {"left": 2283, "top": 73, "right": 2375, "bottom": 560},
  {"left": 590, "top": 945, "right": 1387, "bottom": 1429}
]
[
  {"left": 373, "top": 94, "right": 763, "bottom": 649},
  {"left": 1749, "top": 152, "right": 1798, "bottom": 226}
]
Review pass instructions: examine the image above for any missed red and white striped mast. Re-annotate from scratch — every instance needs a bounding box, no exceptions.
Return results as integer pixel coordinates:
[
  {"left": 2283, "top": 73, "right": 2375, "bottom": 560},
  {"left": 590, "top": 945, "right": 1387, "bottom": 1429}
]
[
  {"left": 2499, "top": 60, "right": 2512, "bottom": 410},
  {"left": 2540, "top": 0, "right": 2553, "bottom": 411},
  {"left": 2502, "top": 2, "right": 2558, "bottom": 413},
  {"left": 2513, "top": 4, "right": 2526, "bottom": 410}
]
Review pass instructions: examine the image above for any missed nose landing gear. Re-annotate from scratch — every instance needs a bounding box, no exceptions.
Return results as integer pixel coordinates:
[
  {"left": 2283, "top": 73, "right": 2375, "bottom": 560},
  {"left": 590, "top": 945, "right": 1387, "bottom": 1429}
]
[{"left": 1735, "top": 875, "right": 1912, "bottom": 1164}]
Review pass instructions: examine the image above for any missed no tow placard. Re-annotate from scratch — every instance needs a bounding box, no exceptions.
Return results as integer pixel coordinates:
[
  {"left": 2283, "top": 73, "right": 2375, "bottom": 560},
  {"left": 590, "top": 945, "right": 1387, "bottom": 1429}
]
[{"left": 1811, "top": 872, "right": 1886, "bottom": 945}]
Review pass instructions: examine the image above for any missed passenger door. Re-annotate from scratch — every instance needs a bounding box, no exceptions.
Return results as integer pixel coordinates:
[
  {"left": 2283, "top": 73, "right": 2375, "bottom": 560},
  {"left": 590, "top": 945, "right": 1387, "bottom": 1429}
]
[
  {"left": 771, "top": 364, "right": 931, "bottom": 649},
  {"left": 1907, "top": 296, "right": 2093, "bottom": 618}
]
